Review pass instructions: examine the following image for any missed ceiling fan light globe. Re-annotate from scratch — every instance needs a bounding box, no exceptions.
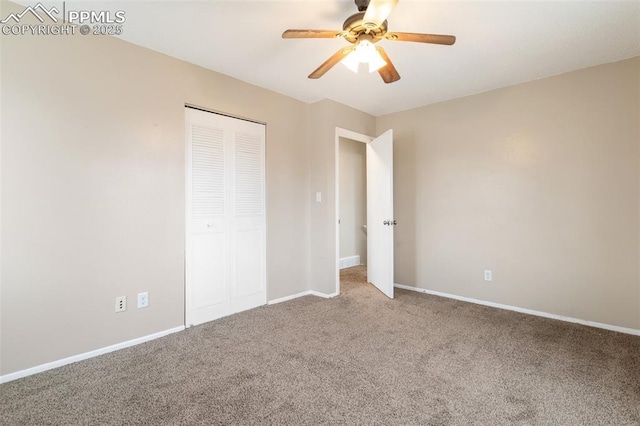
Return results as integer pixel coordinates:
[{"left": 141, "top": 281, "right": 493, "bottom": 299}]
[
  {"left": 358, "top": 40, "right": 375, "bottom": 58},
  {"left": 368, "top": 50, "right": 387, "bottom": 73},
  {"left": 341, "top": 51, "right": 360, "bottom": 73},
  {"left": 341, "top": 40, "right": 387, "bottom": 73}
]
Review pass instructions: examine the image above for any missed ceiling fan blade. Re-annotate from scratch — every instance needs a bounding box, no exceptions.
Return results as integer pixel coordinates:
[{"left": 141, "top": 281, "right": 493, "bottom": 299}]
[
  {"left": 376, "top": 47, "right": 400, "bottom": 84},
  {"left": 282, "top": 29, "right": 342, "bottom": 39},
  {"left": 386, "top": 32, "right": 456, "bottom": 45},
  {"left": 363, "top": 0, "right": 399, "bottom": 28},
  {"left": 308, "top": 46, "right": 355, "bottom": 79}
]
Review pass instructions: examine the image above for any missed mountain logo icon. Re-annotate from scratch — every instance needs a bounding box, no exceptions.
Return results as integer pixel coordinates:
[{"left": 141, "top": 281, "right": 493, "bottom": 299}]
[{"left": 1, "top": 3, "right": 59, "bottom": 24}]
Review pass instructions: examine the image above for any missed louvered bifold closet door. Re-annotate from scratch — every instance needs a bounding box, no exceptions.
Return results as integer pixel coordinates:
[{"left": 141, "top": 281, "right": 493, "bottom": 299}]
[
  {"left": 231, "top": 130, "right": 266, "bottom": 313},
  {"left": 185, "top": 108, "right": 266, "bottom": 327}
]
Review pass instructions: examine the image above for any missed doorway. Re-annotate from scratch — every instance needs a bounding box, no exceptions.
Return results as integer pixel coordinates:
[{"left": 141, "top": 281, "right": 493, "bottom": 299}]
[
  {"left": 338, "top": 136, "right": 368, "bottom": 290},
  {"left": 334, "top": 127, "right": 395, "bottom": 298}
]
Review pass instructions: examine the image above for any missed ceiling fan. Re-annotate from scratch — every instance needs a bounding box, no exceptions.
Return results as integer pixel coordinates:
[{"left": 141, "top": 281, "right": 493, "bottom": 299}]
[{"left": 282, "top": 0, "right": 456, "bottom": 83}]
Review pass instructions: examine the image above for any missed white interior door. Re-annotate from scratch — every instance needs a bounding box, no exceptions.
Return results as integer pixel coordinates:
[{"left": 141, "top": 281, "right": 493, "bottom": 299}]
[
  {"left": 186, "top": 108, "right": 266, "bottom": 327},
  {"left": 366, "top": 129, "right": 394, "bottom": 298}
]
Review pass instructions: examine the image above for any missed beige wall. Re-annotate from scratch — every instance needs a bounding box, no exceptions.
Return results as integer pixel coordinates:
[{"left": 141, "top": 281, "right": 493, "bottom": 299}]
[
  {"left": 308, "top": 100, "right": 376, "bottom": 295},
  {"left": 339, "top": 137, "right": 367, "bottom": 263},
  {"left": 0, "top": 1, "right": 311, "bottom": 375},
  {"left": 377, "top": 57, "right": 640, "bottom": 330},
  {"left": 2, "top": 0, "right": 638, "bottom": 377}
]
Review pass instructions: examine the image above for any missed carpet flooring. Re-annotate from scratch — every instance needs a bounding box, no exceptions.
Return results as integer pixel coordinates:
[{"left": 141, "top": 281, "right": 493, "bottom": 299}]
[{"left": 1, "top": 266, "right": 639, "bottom": 425}]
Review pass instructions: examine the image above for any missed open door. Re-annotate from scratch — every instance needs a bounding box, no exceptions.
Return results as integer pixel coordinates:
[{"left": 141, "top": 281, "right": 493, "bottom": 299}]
[{"left": 366, "top": 129, "right": 394, "bottom": 298}]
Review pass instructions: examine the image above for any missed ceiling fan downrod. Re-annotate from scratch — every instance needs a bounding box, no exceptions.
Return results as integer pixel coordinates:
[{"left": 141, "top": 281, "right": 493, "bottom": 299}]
[{"left": 355, "top": 0, "right": 370, "bottom": 12}]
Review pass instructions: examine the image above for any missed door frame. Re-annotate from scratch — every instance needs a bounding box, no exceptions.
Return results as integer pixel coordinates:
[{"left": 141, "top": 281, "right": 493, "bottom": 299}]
[{"left": 334, "top": 127, "right": 374, "bottom": 296}]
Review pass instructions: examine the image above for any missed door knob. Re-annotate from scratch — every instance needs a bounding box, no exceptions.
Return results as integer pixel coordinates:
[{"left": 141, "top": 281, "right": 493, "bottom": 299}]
[
  {"left": 383, "top": 220, "right": 390, "bottom": 225},
  {"left": 392, "top": 220, "right": 397, "bottom": 225}
]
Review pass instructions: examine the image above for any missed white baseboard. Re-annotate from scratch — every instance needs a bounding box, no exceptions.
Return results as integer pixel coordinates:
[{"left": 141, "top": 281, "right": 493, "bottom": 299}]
[
  {"left": 339, "top": 255, "right": 361, "bottom": 269},
  {"left": 394, "top": 283, "right": 640, "bottom": 337},
  {"left": 268, "top": 291, "right": 313, "bottom": 305},
  {"left": 0, "top": 325, "right": 185, "bottom": 384},
  {"left": 309, "top": 290, "right": 338, "bottom": 299},
  {"left": 268, "top": 290, "right": 338, "bottom": 305}
]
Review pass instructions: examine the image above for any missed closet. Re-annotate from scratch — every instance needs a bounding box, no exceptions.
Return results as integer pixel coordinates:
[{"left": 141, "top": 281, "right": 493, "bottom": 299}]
[{"left": 185, "top": 107, "right": 266, "bottom": 326}]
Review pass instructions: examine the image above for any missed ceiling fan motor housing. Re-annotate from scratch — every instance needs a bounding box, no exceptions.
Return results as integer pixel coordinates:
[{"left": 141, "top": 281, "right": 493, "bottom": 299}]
[{"left": 342, "top": 12, "right": 388, "bottom": 43}]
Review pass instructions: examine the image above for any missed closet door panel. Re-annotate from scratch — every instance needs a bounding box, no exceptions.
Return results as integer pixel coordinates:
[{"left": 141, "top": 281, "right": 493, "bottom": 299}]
[
  {"left": 186, "top": 109, "right": 230, "bottom": 326},
  {"left": 230, "top": 125, "right": 266, "bottom": 313}
]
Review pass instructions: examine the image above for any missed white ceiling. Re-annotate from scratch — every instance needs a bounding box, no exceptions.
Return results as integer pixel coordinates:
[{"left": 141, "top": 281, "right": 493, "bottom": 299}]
[{"left": 62, "top": 1, "right": 640, "bottom": 115}]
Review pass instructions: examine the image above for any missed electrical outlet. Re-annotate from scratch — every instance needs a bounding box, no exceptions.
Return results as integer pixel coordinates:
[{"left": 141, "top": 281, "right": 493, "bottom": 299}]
[
  {"left": 115, "top": 296, "right": 127, "bottom": 312},
  {"left": 137, "top": 292, "right": 149, "bottom": 308},
  {"left": 484, "top": 270, "right": 493, "bottom": 282}
]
